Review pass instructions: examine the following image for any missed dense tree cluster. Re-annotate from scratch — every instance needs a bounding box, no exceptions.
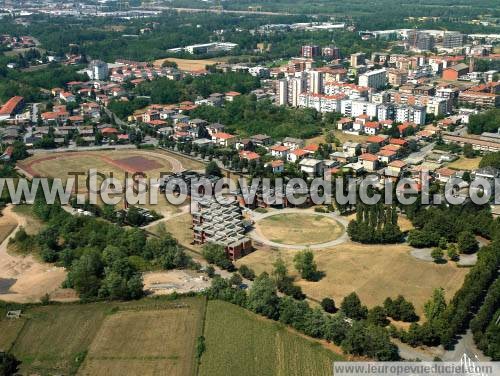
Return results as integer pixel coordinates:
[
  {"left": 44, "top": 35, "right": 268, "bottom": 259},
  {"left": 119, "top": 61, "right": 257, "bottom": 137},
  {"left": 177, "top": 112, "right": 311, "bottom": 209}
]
[
  {"left": 134, "top": 72, "right": 260, "bottom": 105},
  {"left": 479, "top": 151, "right": 500, "bottom": 170},
  {"left": 407, "top": 203, "right": 494, "bottom": 248},
  {"left": 348, "top": 203, "right": 402, "bottom": 244},
  {"left": 470, "top": 277, "right": 500, "bottom": 360},
  {"left": 383, "top": 296, "right": 419, "bottom": 322},
  {"left": 467, "top": 109, "right": 500, "bottom": 135},
  {"left": 293, "top": 250, "right": 320, "bottom": 281},
  {"left": 202, "top": 243, "right": 234, "bottom": 271},
  {"left": 10, "top": 198, "right": 192, "bottom": 301},
  {"left": 190, "top": 95, "right": 322, "bottom": 139},
  {"left": 0, "top": 63, "right": 86, "bottom": 102},
  {"left": 207, "top": 273, "right": 399, "bottom": 360}
]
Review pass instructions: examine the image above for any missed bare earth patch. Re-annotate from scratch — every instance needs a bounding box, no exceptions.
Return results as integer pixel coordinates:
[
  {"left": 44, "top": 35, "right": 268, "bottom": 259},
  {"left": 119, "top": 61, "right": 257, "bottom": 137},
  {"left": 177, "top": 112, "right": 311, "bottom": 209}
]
[
  {"left": 0, "top": 205, "right": 71, "bottom": 303},
  {"left": 153, "top": 57, "right": 224, "bottom": 72}
]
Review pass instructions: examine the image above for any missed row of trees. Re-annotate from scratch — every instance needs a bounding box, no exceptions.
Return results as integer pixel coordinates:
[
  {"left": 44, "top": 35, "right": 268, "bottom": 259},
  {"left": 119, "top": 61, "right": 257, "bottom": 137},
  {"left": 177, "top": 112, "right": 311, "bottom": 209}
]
[
  {"left": 392, "top": 242, "right": 500, "bottom": 351},
  {"left": 348, "top": 202, "right": 403, "bottom": 244},
  {"left": 470, "top": 277, "right": 500, "bottom": 360},
  {"left": 207, "top": 272, "right": 399, "bottom": 360}
]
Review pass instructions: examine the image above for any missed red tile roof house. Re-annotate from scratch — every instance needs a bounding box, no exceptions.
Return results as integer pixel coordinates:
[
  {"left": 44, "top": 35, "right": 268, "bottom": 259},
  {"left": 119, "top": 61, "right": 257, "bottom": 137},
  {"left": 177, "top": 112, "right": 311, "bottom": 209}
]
[
  {"left": 387, "top": 160, "right": 407, "bottom": 175},
  {"left": 366, "top": 135, "right": 387, "bottom": 146},
  {"left": 266, "top": 159, "right": 285, "bottom": 173},
  {"left": 377, "top": 149, "right": 397, "bottom": 163},
  {"left": 117, "top": 134, "right": 130, "bottom": 143},
  {"left": 287, "top": 148, "right": 308, "bottom": 163},
  {"left": 212, "top": 132, "right": 237, "bottom": 147},
  {"left": 102, "top": 127, "right": 119, "bottom": 136},
  {"left": 239, "top": 150, "right": 260, "bottom": 161},
  {"left": 435, "top": 167, "right": 458, "bottom": 183},
  {"left": 0, "top": 96, "right": 24, "bottom": 121},
  {"left": 148, "top": 119, "right": 168, "bottom": 128},
  {"left": 41, "top": 110, "right": 69, "bottom": 124},
  {"left": 60, "top": 91, "right": 76, "bottom": 102},
  {"left": 270, "top": 144, "right": 290, "bottom": 159},
  {"left": 398, "top": 122, "right": 415, "bottom": 136},
  {"left": 337, "top": 117, "right": 354, "bottom": 130},
  {"left": 225, "top": 91, "right": 241, "bottom": 102},
  {"left": 363, "top": 121, "right": 381, "bottom": 135},
  {"left": 359, "top": 153, "right": 379, "bottom": 172},
  {"left": 303, "top": 144, "right": 319, "bottom": 154},
  {"left": 380, "top": 119, "right": 394, "bottom": 129},
  {"left": 389, "top": 138, "right": 408, "bottom": 147},
  {"left": 68, "top": 115, "right": 84, "bottom": 126}
]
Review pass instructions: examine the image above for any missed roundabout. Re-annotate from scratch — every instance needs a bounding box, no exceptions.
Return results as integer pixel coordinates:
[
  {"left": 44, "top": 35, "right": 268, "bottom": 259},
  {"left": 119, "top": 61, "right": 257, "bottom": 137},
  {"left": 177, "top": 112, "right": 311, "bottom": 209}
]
[{"left": 250, "top": 208, "right": 349, "bottom": 250}]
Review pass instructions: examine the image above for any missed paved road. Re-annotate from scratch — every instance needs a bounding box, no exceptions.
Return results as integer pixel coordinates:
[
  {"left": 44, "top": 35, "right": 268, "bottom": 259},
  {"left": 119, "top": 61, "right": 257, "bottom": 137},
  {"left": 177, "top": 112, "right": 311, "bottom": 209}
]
[
  {"left": 102, "top": 106, "right": 128, "bottom": 128},
  {"left": 30, "top": 144, "right": 137, "bottom": 154},
  {"left": 140, "top": 5, "right": 298, "bottom": 16},
  {"left": 441, "top": 329, "right": 491, "bottom": 362},
  {"left": 405, "top": 142, "right": 435, "bottom": 164},
  {"left": 249, "top": 208, "right": 349, "bottom": 250}
]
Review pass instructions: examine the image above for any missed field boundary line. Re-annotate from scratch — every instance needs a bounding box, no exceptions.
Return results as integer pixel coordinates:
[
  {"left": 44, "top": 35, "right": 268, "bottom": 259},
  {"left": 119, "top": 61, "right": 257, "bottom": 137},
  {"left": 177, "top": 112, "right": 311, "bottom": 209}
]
[
  {"left": 7, "top": 316, "right": 29, "bottom": 353},
  {"left": 195, "top": 295, "right": 209, "bottom": 376}
]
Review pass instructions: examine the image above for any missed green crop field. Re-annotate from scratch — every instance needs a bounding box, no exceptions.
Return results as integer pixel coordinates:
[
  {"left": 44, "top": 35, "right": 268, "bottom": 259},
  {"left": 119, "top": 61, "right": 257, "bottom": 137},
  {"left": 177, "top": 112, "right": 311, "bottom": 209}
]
[
  {"left": 7, "top": 303, "right": 109, "bottom": 375},
  {"left": 199, "top": 300, "right": 343, "bottom": 376}
]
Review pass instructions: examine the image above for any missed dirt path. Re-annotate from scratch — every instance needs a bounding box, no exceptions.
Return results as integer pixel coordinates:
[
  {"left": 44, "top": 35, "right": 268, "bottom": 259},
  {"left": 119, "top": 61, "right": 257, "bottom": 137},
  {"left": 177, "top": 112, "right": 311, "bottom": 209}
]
[{"left": 0, "top": 205, "right": 74, "bottom": 303}]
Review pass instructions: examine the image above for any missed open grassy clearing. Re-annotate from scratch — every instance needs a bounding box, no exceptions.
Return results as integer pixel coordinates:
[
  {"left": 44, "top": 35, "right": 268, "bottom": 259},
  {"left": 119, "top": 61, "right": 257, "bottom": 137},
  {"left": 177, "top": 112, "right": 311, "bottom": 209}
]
[
  {"left": 199, "top": 300, "right": 343, "bottom": 376},
  {"left": 236, "top": 242, "right": 468, "bottom": 318},
  {"left": 78, "top": 297, "right": 206, "bottom": 376},
  {"left": 256, "top": 213, "right": 344, "bottom": 245},
  {"left": 153, "top": 57, "right": 225, "bottom": 72},
  {"left": 306, "top": 130, "right": 369, "bottom": 146},
  {"left": 159, "top": 212, "right": 203, "bottom": 253},
  {"left": 0, "top": 316, "right": 26, "bottom": 351},
  {"left": 447, "top": 157, "right": 482, "bottom": 171},
  {"left": 12, "top": 204, "right": 45, "bottom": 235},
  {"left": 0, "top": 297, "right": 206, "bottom": 376},
  {"left": 9, "top": 303, "right": 110, "bottom": 375}
]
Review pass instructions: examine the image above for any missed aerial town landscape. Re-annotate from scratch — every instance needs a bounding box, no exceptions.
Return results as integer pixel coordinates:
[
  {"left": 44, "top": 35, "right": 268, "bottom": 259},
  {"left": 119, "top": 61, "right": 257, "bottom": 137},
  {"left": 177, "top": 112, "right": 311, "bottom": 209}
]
[{"left": 0, "top": 0, "right": 499, "bottom": 375}]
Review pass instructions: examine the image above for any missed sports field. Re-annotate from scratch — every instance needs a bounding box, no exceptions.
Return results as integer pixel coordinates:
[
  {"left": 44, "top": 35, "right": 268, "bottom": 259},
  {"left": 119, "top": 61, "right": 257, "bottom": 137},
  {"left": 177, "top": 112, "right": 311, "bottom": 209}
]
[
  {"left": 236, "top": 242, "right": 468, "bottom": 318},
  {"left": 256, "top": 213, "right": 344, "bottom": 245},
  {"left": 199, "top": 300, "right": 343, "bottom": 376},
  {"left": 17, "top": 149, "right": 186, "bottom": 191}
]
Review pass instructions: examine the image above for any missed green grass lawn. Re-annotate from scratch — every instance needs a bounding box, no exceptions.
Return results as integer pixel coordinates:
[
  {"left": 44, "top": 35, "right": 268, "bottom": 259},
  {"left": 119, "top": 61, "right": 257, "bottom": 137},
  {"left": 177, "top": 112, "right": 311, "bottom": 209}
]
[{"left": 199, "top": 300, "right": 343, "bottom": 376}]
